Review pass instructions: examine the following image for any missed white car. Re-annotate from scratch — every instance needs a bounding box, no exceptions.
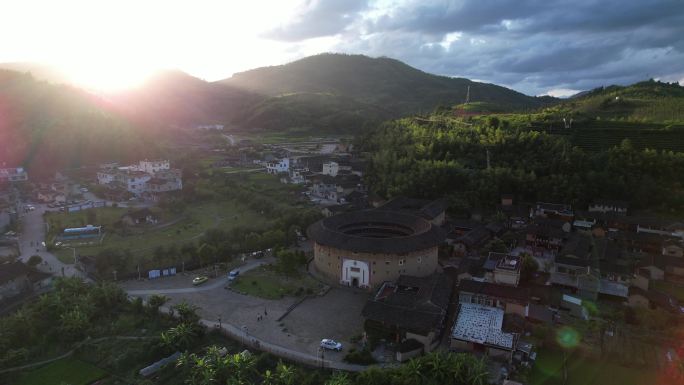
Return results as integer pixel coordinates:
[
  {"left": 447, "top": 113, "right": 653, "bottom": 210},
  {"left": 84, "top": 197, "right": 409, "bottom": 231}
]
[{"left": 320, "top": 339, "right": 342, "bottom": 351}]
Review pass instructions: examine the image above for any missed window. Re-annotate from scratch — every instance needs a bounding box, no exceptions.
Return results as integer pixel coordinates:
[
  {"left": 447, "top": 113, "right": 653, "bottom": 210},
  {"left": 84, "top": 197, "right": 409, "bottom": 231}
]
[
  {"left": 398, "top": 259, "right": 404, "bottom": 266},
  {"left": 417, "top": 257, "right": 422, "bottom": 264},
  {"left": 385, "top": 261, "right": 390, "bottom": 265},
  {"left": 351, "top": 267, "right": 360, "bottom": 272}
]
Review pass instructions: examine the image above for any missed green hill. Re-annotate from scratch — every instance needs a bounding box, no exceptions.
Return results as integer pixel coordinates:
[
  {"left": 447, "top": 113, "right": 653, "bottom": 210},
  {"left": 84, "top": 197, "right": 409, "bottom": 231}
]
[
  {"left": 557, "top": 79, "right": 684, "bottom": 123},
  {"left": 0, "top": 70, "right": 155, "bottom": 178},
  {"left": 221, "top": 53, "right": 556, "bottom": 116}
]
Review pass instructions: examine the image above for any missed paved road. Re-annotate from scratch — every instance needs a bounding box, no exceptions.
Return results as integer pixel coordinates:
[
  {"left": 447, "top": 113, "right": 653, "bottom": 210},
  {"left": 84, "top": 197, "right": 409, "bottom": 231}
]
[
  {"left": 16, "top": 203, "right": 85, "bottom": 279},
  {"left": 126, "top": 257, "right": 273, "bottom": 295}
]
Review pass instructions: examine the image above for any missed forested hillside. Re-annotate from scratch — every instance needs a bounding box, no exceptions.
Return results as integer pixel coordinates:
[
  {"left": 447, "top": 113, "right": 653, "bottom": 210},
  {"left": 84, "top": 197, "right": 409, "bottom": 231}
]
[
  {"left": 0, "top": 70, "right": 154, "bottom": 178},
  {"left": 361, "top": 114, "right": 684, "bottom": 214},
  {"left": 222, "top": 53, "right": 556, "bottom": 115}
]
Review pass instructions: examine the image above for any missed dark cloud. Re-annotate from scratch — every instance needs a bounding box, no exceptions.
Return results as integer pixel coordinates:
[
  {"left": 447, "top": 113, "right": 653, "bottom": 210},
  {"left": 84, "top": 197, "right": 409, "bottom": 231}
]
[
  {"left": 266, "top": 0, "right": 684, "bottom": 94},
  {"left": 263, "top": 0, "right": 369, "bottom": 41},
  {"left": 342, "top": 0, "right": 684, "bottom": 94}
]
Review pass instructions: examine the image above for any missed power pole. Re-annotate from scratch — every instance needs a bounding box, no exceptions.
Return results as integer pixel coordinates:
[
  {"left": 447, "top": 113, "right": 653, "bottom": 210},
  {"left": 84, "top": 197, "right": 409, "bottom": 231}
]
[
  {"left": 465, "top": 85, "right": 471, "bottom": 104},
  {"left": 486, "top": 149, "right": 491, "bottom": 170}
]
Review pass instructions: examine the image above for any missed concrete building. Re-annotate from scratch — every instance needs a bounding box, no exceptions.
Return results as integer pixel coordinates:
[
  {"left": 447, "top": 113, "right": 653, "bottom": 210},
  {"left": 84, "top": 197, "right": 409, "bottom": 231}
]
[
  {"left": 322, "top": 161, "right": 339, "bottom": 177},
  {"left": 266, "top": 158, "right": 289, "bottom": 174},
  {"left": 307, "top": 209, "right": 446, "bottom": 289},
  {"left": 450, "top": 303, "right": 518, "bottom": 360},
  {"left": 0, "top": 167, "right": 28, "bottom": 183}
]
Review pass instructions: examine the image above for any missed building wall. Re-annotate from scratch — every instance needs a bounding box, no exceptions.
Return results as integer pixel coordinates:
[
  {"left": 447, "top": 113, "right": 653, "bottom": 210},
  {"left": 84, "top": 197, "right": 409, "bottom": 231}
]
[
  {"left": 313, "top": 243, "right": 439, "bottom": 289},
  {"left": 505, "top": 302, "right": 528, "bottom": 317},
  {"left": 494, "top": 269, "right": 520, "bottom": 286},
  {"left": 449, "top": 339, "right": 474, "bottom": 351},
  {"left": 627, "top": 294, "right": 649, "bottom": 308}
]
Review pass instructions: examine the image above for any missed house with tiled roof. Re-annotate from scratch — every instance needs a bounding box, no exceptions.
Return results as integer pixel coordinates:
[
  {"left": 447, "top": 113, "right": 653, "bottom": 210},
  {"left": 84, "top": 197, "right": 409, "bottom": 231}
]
[{"left": 362, "top": 274, "right": 452, "bottom": 353}]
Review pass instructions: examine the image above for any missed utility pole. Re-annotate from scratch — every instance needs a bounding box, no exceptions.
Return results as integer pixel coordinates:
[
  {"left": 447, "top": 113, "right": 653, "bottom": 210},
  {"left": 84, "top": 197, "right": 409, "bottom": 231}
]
[
  {"left": 486, "top": 149, "right": 491, "bottom": 170},
  {"left": 465, "top": 85, "right": 471, "bottom": 104}
]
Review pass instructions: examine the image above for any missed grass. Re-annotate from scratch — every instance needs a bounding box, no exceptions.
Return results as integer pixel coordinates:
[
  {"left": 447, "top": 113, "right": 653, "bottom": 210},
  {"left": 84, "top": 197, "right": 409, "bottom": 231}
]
[
  {"left": 17, "top": 357, "right": 107, "bottom": 385},
  {"left": 528, "top": 348, "right": 656, "bottom": 385},
  {"left": 53, "top": 248, "right": 75, "bottom": 264},
  {"left": 52, "top": 200, "right": 271, "bottom": 260},
  {"left": 231, "top": 265, "right": 322, "bottom": 299}
]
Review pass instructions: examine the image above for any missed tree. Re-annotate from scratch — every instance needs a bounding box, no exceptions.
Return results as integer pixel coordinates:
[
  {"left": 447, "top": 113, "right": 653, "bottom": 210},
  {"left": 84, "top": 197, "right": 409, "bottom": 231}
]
[
  {"left": 147, "top": 294, "right": 169, "bottom": 315},
  {"left": 198, "top": 243, "right": 216, "bottom": 268},
  {"left": 161, "top": 322, "right": 199, "bottom": 351},
  {"left": 520, "top": 254, "right": 539, "bottom": 282},
  {"left": 172, "top": 301, "right": 200, "bottom": 325},
  {"left": 27, "top": 255, "right": 42, "bottom": 267}
]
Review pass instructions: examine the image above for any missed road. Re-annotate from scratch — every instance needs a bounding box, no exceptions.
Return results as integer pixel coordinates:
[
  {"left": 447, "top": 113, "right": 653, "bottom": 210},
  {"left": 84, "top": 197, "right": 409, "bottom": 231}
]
[
  {"left": 16, "top": 203, "right": 86, "bottom": 279},
  {"left": 125, "top": 257, "right": 272, "bottom": 295}
]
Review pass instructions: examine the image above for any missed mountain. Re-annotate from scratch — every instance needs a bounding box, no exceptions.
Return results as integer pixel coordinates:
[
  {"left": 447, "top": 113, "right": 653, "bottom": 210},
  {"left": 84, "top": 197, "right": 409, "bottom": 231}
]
[
  {"left": 0, "top": 62, "right": 70, "bottom": 84},
  {"left": 220, "top": 53, "right": 555, "bottom": 115},
  {"left": 551, "top": 79, "right": 684, "bottom": 123},
  {"left": 0, "top": 70, "right": 154, "bottom": 178},
  {"left": 108, "top": 70, "right": 261, "bottom": 128}
]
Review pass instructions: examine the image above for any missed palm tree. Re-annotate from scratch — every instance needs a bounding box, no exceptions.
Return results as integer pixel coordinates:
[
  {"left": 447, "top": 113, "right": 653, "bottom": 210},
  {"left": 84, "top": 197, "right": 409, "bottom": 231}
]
[
  {"left": 146, "top": 294, "right": 169, "bottom": 315},
  {"left": 162, "top": 322, "right": 199, "bottom": 351},
  {"left": 325, "top": 372, "right": 353, "bottom": 385},
  {"left": 275, "top": 361, "right": 296, "bottom": 385},
  {"left": 395, "top": 358, "right": 424, "bottom": 385},
  {"left": 356, "top": 366, "right": 390, "bottom": 385},
  {"left": 172, "top": 301, "right": 200, "bottom": 324},
  {"left": 466, "top": 356, "right": 489, "bottom": 385}
]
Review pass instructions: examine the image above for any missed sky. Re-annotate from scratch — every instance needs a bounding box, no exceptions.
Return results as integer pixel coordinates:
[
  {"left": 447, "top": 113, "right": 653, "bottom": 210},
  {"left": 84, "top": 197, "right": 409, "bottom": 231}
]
[{"left": 1, "top": 0, "right": 683, "bottom": 96}]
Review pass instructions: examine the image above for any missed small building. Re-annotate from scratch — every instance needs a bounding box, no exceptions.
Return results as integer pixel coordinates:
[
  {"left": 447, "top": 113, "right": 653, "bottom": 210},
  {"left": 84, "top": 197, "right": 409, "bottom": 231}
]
[
  {"left": 458, "top": 279, "right": 529, "bottom": 317},
  {"left": 493, "top": 255, "right": 522, "bottom": 287},
  {"left": 533, "top": 202, "right": 573, "bottom": 220},
  {"left": 589, "top": 200, "right": 628, "bottom": 215},
  {"left": 0, "top": 167, "right": 28, "bottom": 183},
  {"left": 266, "top": 158, "right": 290, "bottom": 174},
  {"left": 322, "top": 161, "right": 339, "bottom": 177},
  {"left": 362, "top": 274, "right": 452, "bottom": 354},
  {"left": 525, "top": 219, "right": 570, "bottom": 254},
  {"left": 450, "top": 303, "right": 518, "bottom": 361}
]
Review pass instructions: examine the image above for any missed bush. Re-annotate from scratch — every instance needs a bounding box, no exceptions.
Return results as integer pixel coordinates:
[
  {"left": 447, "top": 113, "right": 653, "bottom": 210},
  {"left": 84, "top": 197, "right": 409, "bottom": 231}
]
[
  {"left": 343, "top": 348, "right": 376, "bottom": 365},
  {"left": 27, "top": 254, "right": 43, "bottom": 267}
]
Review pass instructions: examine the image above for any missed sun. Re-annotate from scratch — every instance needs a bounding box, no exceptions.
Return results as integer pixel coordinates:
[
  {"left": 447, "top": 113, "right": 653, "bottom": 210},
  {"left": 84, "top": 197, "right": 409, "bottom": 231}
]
[{"left": 60, "top": 59, "right": 158, "bottom": 92}]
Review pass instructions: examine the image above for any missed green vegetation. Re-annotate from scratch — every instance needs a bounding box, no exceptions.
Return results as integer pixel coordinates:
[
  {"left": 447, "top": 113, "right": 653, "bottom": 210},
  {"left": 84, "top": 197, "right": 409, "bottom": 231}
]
[
  {"left": 231, "top": 264, "right": 321, "bottom": 299},
  {"left": 528, "top": 348, "right": 655, "bottom": 385},
  {"left": 361, "top": 113, "right": 684, "bottom": 214},
  {"left": 16, "top": 357, "right": 107, "bottom": 385},
  {"left": 0, "top": 278, "right": 170, "bottom": 370},
  {"left": 225, "top": 53, "right": 554, "bottom": 117},
  {"left": 0, "top": 70, "right": 155, "bottom": 178}
]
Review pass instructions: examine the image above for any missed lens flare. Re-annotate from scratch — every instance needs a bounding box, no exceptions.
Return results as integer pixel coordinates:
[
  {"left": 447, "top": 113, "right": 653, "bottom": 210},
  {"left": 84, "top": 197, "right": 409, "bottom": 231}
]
[{"left": 556, "top": 326, "right": 581, "bottom": 349}]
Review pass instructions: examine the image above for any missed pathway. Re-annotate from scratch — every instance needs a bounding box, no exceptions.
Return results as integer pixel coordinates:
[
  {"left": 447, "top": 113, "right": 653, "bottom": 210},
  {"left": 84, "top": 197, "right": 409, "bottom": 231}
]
[{"left": 16, "top": 203, "right": 86, "bottom": 279}]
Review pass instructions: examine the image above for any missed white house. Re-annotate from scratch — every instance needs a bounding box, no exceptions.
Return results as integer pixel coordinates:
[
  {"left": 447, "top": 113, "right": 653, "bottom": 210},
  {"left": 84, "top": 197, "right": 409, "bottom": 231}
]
[
  {"left": 322, "top": 162, "right": 339, "bottom": 177},
  {"left": 133, "top": 160, "right": 171, "bottom": 174},
  {"left": 0, "top": 167, "right": 28, "bottom": 183},
  {"left": 266, "top": 158, "right": 289, "bottom": 174}
]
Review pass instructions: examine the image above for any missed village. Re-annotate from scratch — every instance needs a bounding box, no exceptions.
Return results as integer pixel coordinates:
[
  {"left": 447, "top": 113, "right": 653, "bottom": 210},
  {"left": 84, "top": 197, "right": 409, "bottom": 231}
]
[{"left": 2, "top": 133, "right": 684, "bottom": 384}]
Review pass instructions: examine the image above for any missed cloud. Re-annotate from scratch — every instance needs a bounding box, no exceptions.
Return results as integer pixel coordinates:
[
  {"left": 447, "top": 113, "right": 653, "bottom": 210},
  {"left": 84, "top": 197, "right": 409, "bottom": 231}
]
[
  {"left": 322, "top": 0, "right": 684, "bottom": 95},
  {"left": 263, "top": 0, "right": 369, "bottom": 41}
]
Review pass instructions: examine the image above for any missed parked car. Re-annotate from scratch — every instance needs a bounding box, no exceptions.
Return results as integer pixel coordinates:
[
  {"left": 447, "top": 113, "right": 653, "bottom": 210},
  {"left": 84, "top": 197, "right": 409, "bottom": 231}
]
[
  {"left": 192, "top": 276, "right": 209, "bottom": 286},
  {"left": 80, "top": 187, "right": 88, "bottom": 193},
  {"left": 228, "top": 269, "right": 240, "bottom": 282},
  {"left": 320, "top": 339, "right": 343, "bottom": 351}
]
